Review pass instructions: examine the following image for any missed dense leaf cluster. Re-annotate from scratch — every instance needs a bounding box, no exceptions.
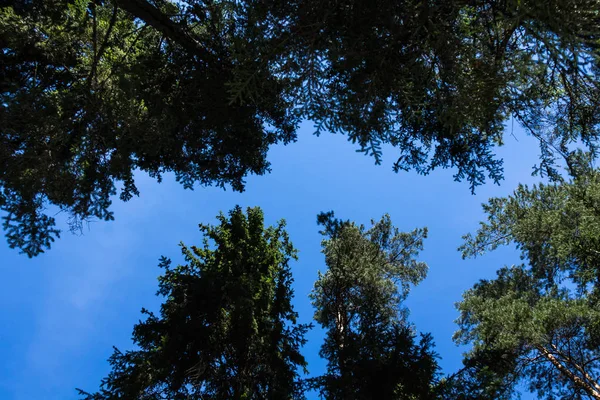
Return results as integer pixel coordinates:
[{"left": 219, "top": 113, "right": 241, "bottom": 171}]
[
  {"left": 3, "top": 0, "right": 600, "bottom": 256},
  {"left": 1, "top": 0, "right": 297, "bottom": 256}
]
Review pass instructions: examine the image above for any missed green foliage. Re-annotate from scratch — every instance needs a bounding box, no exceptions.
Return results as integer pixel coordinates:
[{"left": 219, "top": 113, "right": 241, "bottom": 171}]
[
  {"left": 456, "top": 170, "right": 600, "bottom": 399},
  {"left": 460, "top": 165, "right": 600, "bottom": 290},
  {"left": 437, "top": 359, "right": 517, "bottom": 400},
  {"left": 3, "top": 0, "right": 600, "bottom": 256},
  {"left": 77, "top": 206, "right": 310, "bottom": 399},
  {"left": 310, "top": 211, "right": 438, "bottom": 399},
  {"left": 1, "top": 0, "right": 297, "bottom": 256}
]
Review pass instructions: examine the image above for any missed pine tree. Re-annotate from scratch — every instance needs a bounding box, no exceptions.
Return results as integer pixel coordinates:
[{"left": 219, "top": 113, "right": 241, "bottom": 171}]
[
  {"left": 456, "top": 167, "right": 600, "bottom": 399},
  {"left": 310, "top": 211, "right": 438, "bottom": 399}
]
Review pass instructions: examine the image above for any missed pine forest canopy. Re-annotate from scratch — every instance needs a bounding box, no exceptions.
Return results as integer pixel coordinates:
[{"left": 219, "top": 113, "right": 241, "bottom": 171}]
[
  {"left": 6, "top": 1, "right": 600, "bottom": 398},
  {"left": 78, "top": 187, "right": 600, "bottom": 399},
  {"left": 2, "top": 0, "right": 600, "bottom": 256}
]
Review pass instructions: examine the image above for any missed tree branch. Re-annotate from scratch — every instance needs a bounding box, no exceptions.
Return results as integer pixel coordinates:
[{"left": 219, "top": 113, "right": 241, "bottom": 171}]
[
  {"left": 89, "top": 2, "right": 119, "bottom": 87},
  {"left": 114, "top": 0, "right": 212, "bottom": 60},
  {"left": 536, "top": 344, "right": 600, "bottom": 399}
]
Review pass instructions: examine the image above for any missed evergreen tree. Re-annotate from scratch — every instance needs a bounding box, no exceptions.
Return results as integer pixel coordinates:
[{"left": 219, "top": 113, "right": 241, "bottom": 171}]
[
  {"left": 310, "top": 211, "right": 438, "bottom": 399},
  {"left": 78, "top": 206, "right": 310, "bottom": 399},
  {"left": 455, "top": 168, "right": 600, "bottom": 399}
]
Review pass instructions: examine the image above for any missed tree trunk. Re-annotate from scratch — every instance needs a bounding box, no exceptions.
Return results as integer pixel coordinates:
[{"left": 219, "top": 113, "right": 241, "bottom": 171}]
[{"left": 536, "top": 344, "right": 600, "bottom": 400}]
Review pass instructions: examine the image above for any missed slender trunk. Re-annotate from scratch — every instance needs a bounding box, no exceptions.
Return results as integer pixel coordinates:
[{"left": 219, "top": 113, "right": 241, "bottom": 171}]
[
  {"left": 335, "top": 301, "right": 350, "bottom": 397},
  {"left": 536, "top": 345, "right": 600, "bottom": 400},
  {"left": 549, "top": 344, "right": 600, "bottom": 394}
]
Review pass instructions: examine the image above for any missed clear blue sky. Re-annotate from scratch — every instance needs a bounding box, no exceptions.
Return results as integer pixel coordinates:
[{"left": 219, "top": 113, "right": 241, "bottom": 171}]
[{"left": 0, "top": 123, "right": 542, "bottom": 399}]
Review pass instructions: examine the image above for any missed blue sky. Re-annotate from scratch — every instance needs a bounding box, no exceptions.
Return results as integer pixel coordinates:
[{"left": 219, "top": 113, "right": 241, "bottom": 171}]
[{"left": 0, "top": 122, "right": 542, "bottom": 399}]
